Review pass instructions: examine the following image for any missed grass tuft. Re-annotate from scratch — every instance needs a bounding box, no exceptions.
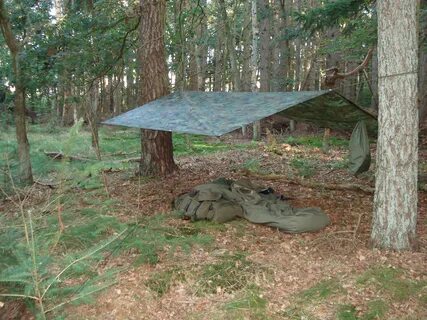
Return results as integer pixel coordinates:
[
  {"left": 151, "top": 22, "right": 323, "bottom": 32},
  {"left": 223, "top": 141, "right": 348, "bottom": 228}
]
[
  {"left": 357, "top": 266, "right": 426, "bottom": 301},
  {"left": 298, "top": 278, "right": 344, "bottom": 301},
  {"left": 145, "top": 267, "right": 186, "bottom": 296},
  {"left": 196, "top": 253, "right": 258, "bottom": 295}
]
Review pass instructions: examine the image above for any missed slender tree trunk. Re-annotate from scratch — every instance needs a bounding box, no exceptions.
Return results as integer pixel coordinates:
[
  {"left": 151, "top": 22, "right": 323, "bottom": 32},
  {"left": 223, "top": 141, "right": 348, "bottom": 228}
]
[
  {"left": 218, "top": 0, "right": 241, "bottom": 91},
  {"left": 259, "top": 0, "right": 271, "bottom": 92},
  {"left": 174, "top": 1, "right": 185, "bottom": 91},
  {"left": 241, "top": 1, "right": 252, "bottom": 92},
  {"left": 89, "top": 81, "right": 100, "bottom": 152},
  {"left": 189, "top": 46, "right": 198, "bottom": 90},
  {"left": 126, "top": 65, "right": 133, "bottom": 110},
  {"left": 294, "top": 0, "right": 302, "bottom": 90},
  {"left": 271, "top": 0, "right": 288, "bottom": 92},
  {"left": 0, "top": 0, "right": 33, "bottom": 184},
  {"left": 213, "top": 9, "right": 225, "bottom": 92},
  {"left": 139, "top": 0, "right": 176, "bottom": 176},
  {"left": 370, "top": 47, "right": 379, "bottom": 110},
  {"left": 251, "top": 0, "right": 261, "bottom": 140},
  {"left": 62, "top": 75, "right": 74, "bottom": 125},
  {"left": 372, "top": 0, "right": 419, "bottom": 250},
  {"left": 108, "top": 74, "right": 114, "bottom": 114},
  {"left": 196, "top": 0, "right": 207, "bottom": 91}
]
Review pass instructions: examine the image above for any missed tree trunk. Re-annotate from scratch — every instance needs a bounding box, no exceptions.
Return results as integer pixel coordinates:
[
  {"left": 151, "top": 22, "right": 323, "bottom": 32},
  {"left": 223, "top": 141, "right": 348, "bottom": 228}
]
[
  {"left": 241, "top": 1, "right": 252, "bottom": 92},
  {"left": 259, "top": 0, "right": 271, "bottom": 93},
  {"left": 213, "top": 10, "right": 225, "bottom": 92},
  {"left": 271, "top": 0, "right": 289, "bottom": 92},
  {"left": 139, "top": 0, "right": 176, "bottom": 176},
  {"left": 62, "top": 75, "right": 74, "bottom": 126},
  {"left": 0, "top": 0, "right": 33, "bottom": 185},
  {"left": 108, "top": 74, "right": 114, "bottom": 114},
  {"left": 88, "top": 81, "right": 100, "bottom": 156},
  {"left": 218, "top": 0, "right": 241, "bottom": 91},
  {"left": 126, "top": 65, "right": 133, "bottom": 110},
  {"left": 251, "top": 0, "right": 261, "bottom": 140},
  {"left": 294, "top": 0, "right": 302, "bottom": 90},
  {"left": 372, "top": 0, "right": 419, "bottom": 250},
  {"left": 419, "top": 0, "right": 427, "bottom": 123},
  {"left": 196, "top": 0, "right": 207, "bottom": 91},
  {"left": 370, "top": 47, "right": 379, "bottom": 110}
]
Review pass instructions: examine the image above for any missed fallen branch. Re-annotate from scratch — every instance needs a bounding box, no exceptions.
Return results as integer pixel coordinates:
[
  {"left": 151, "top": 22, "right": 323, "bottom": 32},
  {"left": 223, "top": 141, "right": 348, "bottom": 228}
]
[
  {"left": 44, "top": 152, "right": 95, "bottom": 162},
  {"left": 115, "top": 157, "right": 141, "bottom": 163},
  {"left": 34, "top": 179, "right": 59, "bottom": 188},
  {"left": 244, "top": 171, "right": 374, "bottom": 194}
]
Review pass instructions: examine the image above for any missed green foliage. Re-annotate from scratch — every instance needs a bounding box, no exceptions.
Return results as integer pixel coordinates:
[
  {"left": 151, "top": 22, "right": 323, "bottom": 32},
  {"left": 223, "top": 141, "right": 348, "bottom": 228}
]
[
  {"left": 290, "top": 158, "right": 316, "bottom": 178},
  {"left": 1, "top": 124, "right": 252, "bottom": 193},
  {"left": 241, "top": 158, "right": 261, "bottom": 173},
  {"left": 296, "top": 0, "right": 375, "bottom": 34},
  {"left": 357, "top": 266, "right": 427, "bottom": 301},
  {"left": 119, "top": 214, "right": 213, "bottom": 266},
  {"left": 0, "top": 203, "right": 213, "bottom": 317},
  {"left": 223, "top": 284, "right": 267, "bottom": 318},
  {"left": 283, "top": 135, "right": 348, "bottom": 148}
]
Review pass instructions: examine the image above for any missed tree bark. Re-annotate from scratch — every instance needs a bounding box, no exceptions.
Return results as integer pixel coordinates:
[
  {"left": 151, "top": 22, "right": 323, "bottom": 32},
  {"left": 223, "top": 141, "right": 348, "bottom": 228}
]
[
  {"left": 370, "top": 47, "right": 379, "bottom": 110},
  {"left": 0, "top": 0, "right": 33, "bottom": 185},
  {"left": 259, "top": 0, "right": 271, "bottom": 93},
  {"left": 139, "top": 0, "right": 176, "bottom": 176},
  {"left": 372, "top": 0, "right": 419, "bottom": 250},
  {"left": 241, "top": 1, "right": 252, "bottom": 92},
  {"left": 271, "top": 0, "right": 289, "bottom": 92},
  {"left": 196, "top": 0, "right": 207, "bottom": 91},
  {"left": 218, "top": 0, "right": 241, "bottom": 91},
  {"left": 251, "top": 0, "right": 261, "bottom": 140},
  {"left": 213, "top": 11, "right": 225, "bottom": 92},
  {"left": 419, "top": 0, "right": 427, "bottom": 123}
]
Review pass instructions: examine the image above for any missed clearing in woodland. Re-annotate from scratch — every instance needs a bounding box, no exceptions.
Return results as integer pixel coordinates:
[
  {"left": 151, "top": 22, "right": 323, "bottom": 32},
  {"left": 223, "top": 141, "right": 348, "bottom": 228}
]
[{"left": 0, "top": 125, "right": 426, "bottom": 319}]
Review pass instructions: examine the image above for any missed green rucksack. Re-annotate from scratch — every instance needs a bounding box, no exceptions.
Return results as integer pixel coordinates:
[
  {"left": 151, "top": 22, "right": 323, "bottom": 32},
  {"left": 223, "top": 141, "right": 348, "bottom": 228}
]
[{"left": 174, "top": 181, "right": 243, "bottom": 223}]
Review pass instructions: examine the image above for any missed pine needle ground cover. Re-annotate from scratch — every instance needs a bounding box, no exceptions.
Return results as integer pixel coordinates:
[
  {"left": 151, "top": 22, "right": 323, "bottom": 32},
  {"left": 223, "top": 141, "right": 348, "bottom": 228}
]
[{"left": 1, "top": 124, "right": 426, "bottom": 319}]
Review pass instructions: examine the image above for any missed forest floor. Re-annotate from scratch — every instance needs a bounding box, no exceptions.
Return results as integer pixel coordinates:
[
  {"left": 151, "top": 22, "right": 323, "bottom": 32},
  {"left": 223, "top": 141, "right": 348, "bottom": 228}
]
[{"left": 1, "top": 124, "right": 426, "bottom": 319}]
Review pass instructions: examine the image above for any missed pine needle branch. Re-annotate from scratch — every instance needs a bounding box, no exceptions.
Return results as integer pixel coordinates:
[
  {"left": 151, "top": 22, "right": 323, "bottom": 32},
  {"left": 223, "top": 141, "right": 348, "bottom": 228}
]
[{"left": 41, "top": 228, "right": 127, "bottom": 299}]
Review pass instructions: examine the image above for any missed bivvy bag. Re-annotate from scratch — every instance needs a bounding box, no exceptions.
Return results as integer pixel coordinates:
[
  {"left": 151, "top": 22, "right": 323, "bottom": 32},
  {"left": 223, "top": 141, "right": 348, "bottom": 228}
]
[{"left": 174, "top": 179, "right": 330, "bottom": 233}]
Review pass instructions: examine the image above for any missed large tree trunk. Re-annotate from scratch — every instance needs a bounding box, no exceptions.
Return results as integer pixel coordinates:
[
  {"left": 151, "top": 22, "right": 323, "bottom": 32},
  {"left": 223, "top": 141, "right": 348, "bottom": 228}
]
[
  {"left": 419, "top": 0, "right": 427, "bottom": 123},
  {"left": 0, "top": 0, "right": 33, "bottom": 185},
  {"left": 372, "top": 0, "right": 419, "bottom": 250},
  {"left": 139, "top": 0, "right": 176, "bottom": 176}
]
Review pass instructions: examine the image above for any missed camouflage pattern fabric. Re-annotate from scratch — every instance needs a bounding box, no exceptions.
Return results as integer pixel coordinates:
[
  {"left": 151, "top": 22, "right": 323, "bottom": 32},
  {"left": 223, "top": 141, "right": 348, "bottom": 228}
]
[{"left": 103, "top": 90, "right": 377, "bottom": 136}]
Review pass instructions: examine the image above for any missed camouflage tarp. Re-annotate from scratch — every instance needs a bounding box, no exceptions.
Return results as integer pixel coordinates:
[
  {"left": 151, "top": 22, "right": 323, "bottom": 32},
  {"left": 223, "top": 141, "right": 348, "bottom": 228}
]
[{"left": 103, "top": 90, "right": 377, "bottom": 136}]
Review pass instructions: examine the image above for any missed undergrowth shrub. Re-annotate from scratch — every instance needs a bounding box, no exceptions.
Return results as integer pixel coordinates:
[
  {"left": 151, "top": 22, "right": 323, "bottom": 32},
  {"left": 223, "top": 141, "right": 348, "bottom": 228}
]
[{"left": 0, "top": 122, "right": 213, "bottom": 318}]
